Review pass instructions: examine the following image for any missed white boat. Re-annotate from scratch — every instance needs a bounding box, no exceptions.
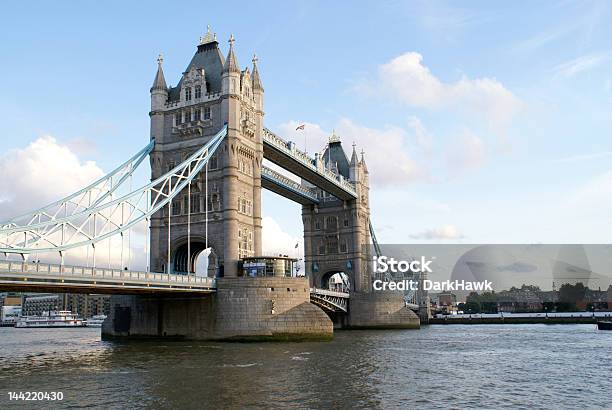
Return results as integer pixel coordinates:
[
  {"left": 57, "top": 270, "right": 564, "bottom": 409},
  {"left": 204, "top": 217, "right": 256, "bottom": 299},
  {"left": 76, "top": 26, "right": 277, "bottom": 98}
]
[
  {"left": 84, "top": 314, "right": 107, "bottom": 327},
  {"left": 15, "top": 310, "right": 84, "bottom": 328}
]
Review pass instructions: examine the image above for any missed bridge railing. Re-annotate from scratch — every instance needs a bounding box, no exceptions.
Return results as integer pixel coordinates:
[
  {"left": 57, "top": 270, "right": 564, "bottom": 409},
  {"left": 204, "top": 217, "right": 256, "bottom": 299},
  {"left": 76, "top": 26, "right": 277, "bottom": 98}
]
[
  {"left": 310, "top": 287, "right": 350, "bottom": 298},
  {"left": 261, "top": 166, "right": 319, "bottom": 202},
  {"left": 0, "top": 261, "right": 216, "bottom": 287},
  {"left": 262, "top": 128, "right": 357, "bottom": 197}
]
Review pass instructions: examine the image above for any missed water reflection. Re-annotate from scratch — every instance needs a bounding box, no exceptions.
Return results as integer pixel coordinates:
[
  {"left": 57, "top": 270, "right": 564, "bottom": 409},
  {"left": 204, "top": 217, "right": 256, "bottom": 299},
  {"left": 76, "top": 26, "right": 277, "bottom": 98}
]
[{"left": 1, "top": 326, "right": 611, "bottom": 408}]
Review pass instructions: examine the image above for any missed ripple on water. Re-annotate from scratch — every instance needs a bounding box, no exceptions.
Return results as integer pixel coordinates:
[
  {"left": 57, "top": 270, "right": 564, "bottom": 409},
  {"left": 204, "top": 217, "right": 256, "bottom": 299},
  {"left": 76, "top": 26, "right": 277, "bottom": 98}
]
[{"left": 1, "top": 325, "right": 611, "bottom": 408}]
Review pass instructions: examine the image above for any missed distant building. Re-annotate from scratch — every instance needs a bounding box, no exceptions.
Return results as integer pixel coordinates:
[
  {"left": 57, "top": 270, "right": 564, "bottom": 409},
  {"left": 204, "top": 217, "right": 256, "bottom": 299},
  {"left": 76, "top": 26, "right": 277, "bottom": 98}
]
[
  {"left": 21, "top": 293, "right": 111, "bottom": 317},
  {"left": 1, "top": 292, "right": 22, "bottom": 307},
  {"left": 431, "top": 292, "right": 458, "bottom": 314},
  {"left": 437, "top": 292, "right": 457, "bottom": 307},
  {"left": 62, "top": 294, "right": 110, "bottom": 318},
  {"left": 497, "top": 287, "right": 542, "bottom": 313},
  {"left": 1, "top": 305, "right": 22, "bottom": 324},
  {"left": 22, "top": 294, "right": 62, "bottom": 316}
]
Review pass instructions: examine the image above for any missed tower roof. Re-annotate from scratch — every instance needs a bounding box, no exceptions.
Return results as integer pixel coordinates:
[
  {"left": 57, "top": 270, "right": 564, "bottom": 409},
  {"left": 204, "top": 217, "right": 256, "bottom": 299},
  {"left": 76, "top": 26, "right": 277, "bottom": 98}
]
[
  {"left": 168, "top": 27, "right": 225, "bottom": 101},
  {"left": 252, "top": 54, "right": 264, "bottom": 91},
  {"left": 223, "top": 34, "right": 240, "bottom": 74},
  {"left": 150, "top": 54, "right": 168, "bottom": 92},
  {"left": 322, "top": 132, "right": 350, "bottom": 179}
]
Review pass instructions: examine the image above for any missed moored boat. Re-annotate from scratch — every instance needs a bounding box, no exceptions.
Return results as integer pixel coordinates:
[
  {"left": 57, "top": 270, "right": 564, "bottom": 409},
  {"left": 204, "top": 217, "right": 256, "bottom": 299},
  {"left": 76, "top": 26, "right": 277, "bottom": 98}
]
[
  {"left": 84, "top": 314, "right": 107, "bottom": 327},
  {"left": 597, "top": 321, "right": 612, "bottom": 330},
  {"left": 15, "top": 310, "right": 84, "bottom": 328}
]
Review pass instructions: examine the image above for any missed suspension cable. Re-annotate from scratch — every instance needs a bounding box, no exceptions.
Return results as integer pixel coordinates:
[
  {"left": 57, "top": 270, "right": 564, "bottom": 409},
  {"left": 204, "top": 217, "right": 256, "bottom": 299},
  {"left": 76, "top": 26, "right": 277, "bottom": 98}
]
[
  {"left": 167, "top": 177, "right": 172, "bottom": 274},
  {"left": 187, "top": 163, "right": 191, "bottom": 275}
]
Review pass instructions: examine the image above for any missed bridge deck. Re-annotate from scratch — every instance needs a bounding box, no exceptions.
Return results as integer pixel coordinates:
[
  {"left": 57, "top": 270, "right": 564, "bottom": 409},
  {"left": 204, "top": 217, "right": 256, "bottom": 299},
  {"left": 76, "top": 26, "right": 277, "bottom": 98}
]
[
  {"left": 309, "top": 287, "right": 350, "bottom": 313},
  {"left": 261, "top": 165, "right": 319, "bottom": 205},
  {"left": 0, "top": 261, "right": 216, "bottom": 295},
  {"left": 262, "top": 128, "right": 357, "bottom": 201}
]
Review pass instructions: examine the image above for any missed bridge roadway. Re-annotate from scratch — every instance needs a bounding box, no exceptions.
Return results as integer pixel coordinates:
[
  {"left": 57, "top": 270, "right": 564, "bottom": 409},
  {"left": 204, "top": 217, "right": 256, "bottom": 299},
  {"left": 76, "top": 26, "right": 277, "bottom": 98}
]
[
  {"left": 0, "top": 261, "right": 216, "bottom": 295},
  {"left": 0, "top": 261, "right": 351, "bottom": 312},
  {"left": 262, "top": 128, "right": 357, "bottom": 201}
]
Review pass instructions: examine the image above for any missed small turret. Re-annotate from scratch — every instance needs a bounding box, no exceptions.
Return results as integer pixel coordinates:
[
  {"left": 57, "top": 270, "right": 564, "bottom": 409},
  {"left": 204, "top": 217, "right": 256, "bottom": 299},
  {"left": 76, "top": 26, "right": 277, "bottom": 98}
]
[
  {"left": 251, "top": 54, "right": 264, "bottom": 113},
  {"left": 223, "top": 34, "right": 240, "bottom": 73},
  {"left": 150, "top": 54, "right": 168, "bottom": 111},
  {"left": 360, "top": 149, "right": 369, "bottom": 174},
  {"left": 222, "top": 35, "right": 240, "bottom": 96},
  {"left": 349, "top": 142, "right": 359, "bottom": 181},
  {"left": 151, "top": 54, "right": 168, "bottom": 92},
  {"left": 252, "top": 54, "right": 264, "bottom": 92}
]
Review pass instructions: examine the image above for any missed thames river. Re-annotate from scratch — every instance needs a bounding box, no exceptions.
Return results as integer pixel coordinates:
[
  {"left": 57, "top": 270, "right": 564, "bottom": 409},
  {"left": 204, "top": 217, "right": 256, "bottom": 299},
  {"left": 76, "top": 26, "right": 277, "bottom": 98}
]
[{"left": 0, "top": 325, "right": 610, "bottom": 409}]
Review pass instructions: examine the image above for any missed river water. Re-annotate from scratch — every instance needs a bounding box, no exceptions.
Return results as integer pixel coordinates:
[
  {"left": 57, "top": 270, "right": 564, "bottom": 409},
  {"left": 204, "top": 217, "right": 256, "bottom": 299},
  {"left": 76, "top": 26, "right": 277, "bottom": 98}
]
[{"left": 0, "top": 325, "right": 610, "bottom": 409}]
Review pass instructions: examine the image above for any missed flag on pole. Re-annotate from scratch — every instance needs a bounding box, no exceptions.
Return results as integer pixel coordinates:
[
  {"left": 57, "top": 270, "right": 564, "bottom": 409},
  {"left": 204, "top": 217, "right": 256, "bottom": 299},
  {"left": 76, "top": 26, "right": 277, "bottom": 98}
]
[{"left": 295, "top": 124, "right": 305, "bottom": 131}]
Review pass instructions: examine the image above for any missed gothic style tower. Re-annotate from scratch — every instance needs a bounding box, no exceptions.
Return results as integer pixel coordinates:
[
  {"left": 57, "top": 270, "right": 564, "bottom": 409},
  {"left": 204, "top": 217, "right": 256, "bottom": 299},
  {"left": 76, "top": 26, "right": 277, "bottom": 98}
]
[
  {"left": 148, "top": 28, "right": 264, "bottom": 277},
  {"left": 302, "top": 132, "right": 372, "bottom": 293}
]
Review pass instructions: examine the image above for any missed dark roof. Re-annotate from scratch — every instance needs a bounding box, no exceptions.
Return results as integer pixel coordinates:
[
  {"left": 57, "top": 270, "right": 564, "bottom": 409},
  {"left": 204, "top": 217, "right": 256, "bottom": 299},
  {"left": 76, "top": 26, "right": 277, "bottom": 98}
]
[
  {"left": 323, "top": 141, "right": 350, "bottom": 179},
  {"left": 169, "top": 41, "right": 225, "bottom": 101}
]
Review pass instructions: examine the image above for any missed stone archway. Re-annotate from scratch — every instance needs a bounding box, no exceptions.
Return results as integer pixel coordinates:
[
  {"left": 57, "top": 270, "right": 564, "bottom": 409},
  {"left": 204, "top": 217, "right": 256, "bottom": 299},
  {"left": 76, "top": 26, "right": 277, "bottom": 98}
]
[
  {"left": 320, "top": 270, "right": 352, "bottom": 293},
  {"left": 172, "top": 236, "right": 218, "bottom": 276}
]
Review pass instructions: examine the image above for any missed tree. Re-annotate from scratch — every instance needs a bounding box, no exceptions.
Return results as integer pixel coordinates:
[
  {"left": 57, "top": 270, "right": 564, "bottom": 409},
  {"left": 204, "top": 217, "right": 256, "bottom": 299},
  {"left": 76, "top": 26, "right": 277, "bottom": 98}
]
[{"left": 559, "top": 282, "right": 587, "bottom": 309}]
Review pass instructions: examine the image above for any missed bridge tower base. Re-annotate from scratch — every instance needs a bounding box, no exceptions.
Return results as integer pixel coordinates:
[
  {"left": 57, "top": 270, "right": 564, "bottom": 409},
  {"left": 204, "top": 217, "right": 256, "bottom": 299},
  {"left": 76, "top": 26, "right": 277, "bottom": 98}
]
[
  {"left": 101, "top": 277, "right": 333, "bottom": 341},
  {"left": 347, "top": 291, "right": 420, "bottom": 329}
]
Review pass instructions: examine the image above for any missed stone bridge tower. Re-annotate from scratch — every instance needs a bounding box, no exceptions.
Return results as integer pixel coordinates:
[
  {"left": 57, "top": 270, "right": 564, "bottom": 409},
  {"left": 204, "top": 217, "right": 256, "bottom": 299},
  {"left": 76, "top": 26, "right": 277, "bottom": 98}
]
[
  {"left": 149, "top": 29, "right": 264, "bottom": 277},
  {"left": 303, "top": 133, "right": 372, "bottom": 293}
]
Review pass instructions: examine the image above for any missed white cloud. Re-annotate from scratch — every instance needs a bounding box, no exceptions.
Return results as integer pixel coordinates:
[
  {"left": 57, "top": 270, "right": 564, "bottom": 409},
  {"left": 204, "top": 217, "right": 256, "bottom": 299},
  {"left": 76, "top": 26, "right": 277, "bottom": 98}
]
[
  {"left": 277, "top": 118, "right": 430, "bottom": 187},
  {"left": 408, "top": 116, "right": 433, "bottom": 154},
  {"left": 261, "top": 215, "right": 306, "bottom": 275},
  {"left": 553, "top": 54, "right": 606, "bottom": 78},
  {"left": 552, "top": 151, "right": 612, "bottom": 164},
  {"left": 262, "top": 216, "right": 302, "bottom": 257},
  {"left": 375, "top": 52, "right": 522, "bottom": 127},
  {"left": 570, "top": 171, "right": 612, "bottom": 208},
  {"left": 410, "top": 225, "right": 464, "bottom": 240},
  {"left": 0, "top": 137, "right": 153, "bottom": 269},
  {"left": 0, "top": 136, "right": 104, "bottom": 220},
  {"left": 446, "top": 129, "right": 487, "bottom": 172}
]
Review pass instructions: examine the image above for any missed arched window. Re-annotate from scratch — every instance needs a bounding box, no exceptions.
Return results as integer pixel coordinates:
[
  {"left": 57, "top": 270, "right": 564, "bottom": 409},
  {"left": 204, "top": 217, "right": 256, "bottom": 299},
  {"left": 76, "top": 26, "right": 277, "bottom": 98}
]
[{"left": 325, "top": 216, "right": 337, "bottom": 230}]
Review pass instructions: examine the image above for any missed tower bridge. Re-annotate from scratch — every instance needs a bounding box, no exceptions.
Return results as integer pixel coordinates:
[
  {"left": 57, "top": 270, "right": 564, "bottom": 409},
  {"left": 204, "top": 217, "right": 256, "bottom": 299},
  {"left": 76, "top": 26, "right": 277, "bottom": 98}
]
[{"left": 0, "top": 28, "right": 420, "bottom": 340}]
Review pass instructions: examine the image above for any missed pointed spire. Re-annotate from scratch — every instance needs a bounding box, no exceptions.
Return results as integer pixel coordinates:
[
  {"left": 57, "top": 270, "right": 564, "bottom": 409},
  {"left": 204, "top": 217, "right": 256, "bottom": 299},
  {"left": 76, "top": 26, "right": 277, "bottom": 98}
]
[
  {"left": 199, "top": 24, "right": 217, "bottom": 45},
  {"left": 329, "top": 129, "right": 341, "bottom": 144},
  {"left": 252, "top": 53, "right": 264, "bottom": 91},
  {"left": 360, "top": 149, "right": 368, "bottom": 173},
  {"left": 350, "top": 142, "right": 359, "bottom": 166},
  {"left": 150, "top": 53, "right": 168, "bottom": 92},
  {"left": 223, "top": 34, "right": 239, "bottom": 73}
]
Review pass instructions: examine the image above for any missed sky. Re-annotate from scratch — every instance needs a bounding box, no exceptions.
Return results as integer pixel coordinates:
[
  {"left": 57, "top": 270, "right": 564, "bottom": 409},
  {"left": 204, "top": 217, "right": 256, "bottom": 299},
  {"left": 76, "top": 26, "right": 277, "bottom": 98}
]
[{"left": 1, "top": 0, "right": 612, "bottom": 267}]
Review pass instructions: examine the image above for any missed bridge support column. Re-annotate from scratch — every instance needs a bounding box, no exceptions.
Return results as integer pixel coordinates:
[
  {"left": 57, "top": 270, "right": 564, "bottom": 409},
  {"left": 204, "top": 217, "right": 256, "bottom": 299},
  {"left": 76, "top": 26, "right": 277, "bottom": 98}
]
[
  {"left": 347, "top": 291, "right": 420, "bottom": 329},
  {"left": 102, "top": 277, "right": 333, "bottom": 341}
]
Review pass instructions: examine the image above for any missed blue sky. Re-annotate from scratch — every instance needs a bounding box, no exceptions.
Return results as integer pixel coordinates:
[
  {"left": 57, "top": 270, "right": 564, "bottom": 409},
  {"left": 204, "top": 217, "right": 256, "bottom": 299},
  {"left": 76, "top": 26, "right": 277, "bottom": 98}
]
[{"left": 1, "top": 0, "right": 612, "bottom": 251}]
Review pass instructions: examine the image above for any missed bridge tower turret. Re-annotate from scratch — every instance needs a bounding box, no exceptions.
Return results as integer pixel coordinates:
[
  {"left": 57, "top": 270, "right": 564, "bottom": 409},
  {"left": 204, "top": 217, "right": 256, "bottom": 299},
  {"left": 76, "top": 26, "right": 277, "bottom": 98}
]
[
  {"left": 303, "top": 133, "right": 372, "bottom": 294},
  {"left": 150, "top": 54, "right": 168, "bottom": 144},
  {"left": 148, "top": 29, "right": 263, "bottom": 277}
]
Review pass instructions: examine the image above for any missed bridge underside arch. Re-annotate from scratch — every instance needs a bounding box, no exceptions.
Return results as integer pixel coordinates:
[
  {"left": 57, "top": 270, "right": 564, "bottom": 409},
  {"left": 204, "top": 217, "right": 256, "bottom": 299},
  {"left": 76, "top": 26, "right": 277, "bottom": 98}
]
[
  {"left": 172, "top": 238, "right": 218, "bottom": 276},
  {"left": 316, "top": 269, "right": 352, "bottom": 293}
]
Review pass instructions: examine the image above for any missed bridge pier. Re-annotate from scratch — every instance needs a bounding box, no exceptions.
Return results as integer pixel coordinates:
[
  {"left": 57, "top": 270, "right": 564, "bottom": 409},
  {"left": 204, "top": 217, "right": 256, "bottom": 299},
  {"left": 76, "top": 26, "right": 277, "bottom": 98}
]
[
  {"left": 346, "top": 291, "right": 420, "bottom": 329},
  {"left": 102, "top": 277, "right": 333, "bottom": 341}
]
